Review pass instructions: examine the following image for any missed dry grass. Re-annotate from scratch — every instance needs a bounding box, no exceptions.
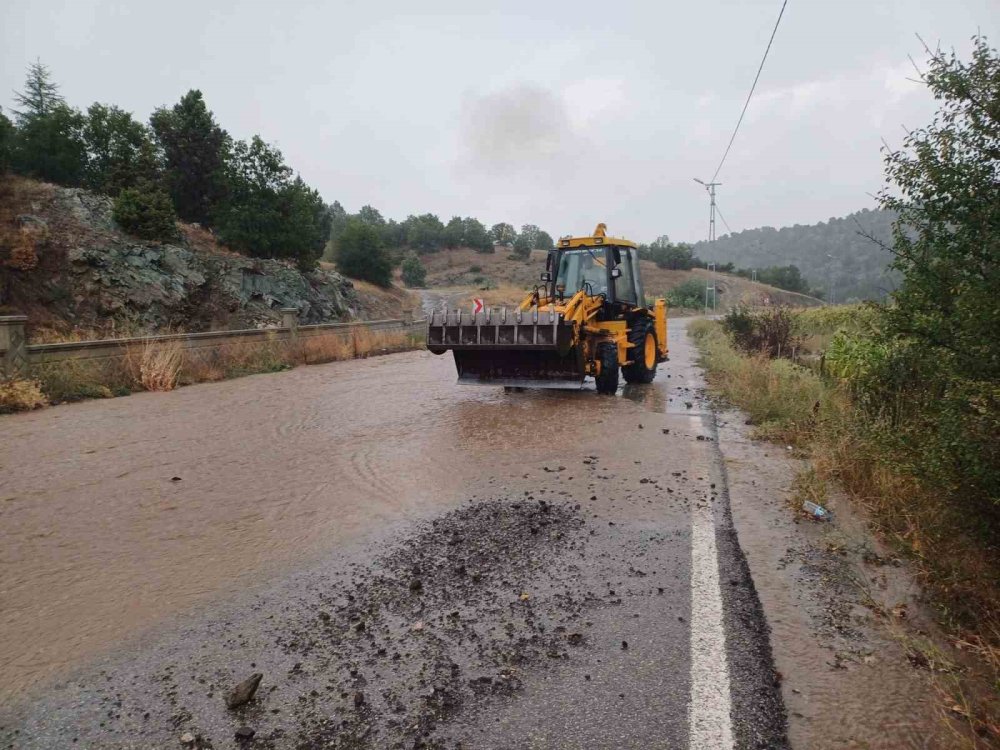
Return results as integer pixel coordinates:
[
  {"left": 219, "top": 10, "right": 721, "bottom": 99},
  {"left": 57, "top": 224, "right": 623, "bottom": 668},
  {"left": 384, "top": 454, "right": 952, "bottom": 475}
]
[
  {"left": 126, "top": 339, "right": 184, "bottom": 391},
  {"left": 18, "top": 325, "right": 425, "bottom": 413},
  {"left": 0, "top": 378, "right": 49, "bottom": 413}
]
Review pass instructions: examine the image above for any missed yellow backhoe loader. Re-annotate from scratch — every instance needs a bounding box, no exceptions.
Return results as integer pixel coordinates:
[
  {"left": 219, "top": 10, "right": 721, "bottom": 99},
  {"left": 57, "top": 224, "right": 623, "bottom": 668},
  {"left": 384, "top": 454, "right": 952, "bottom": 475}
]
[{"left": 427, "top": 224, "right": 668, "bottom": 394}]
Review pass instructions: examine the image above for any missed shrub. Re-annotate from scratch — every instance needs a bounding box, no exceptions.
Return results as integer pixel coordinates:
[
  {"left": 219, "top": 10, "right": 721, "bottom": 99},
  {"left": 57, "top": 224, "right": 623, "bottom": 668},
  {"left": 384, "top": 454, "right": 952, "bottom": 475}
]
[
  {"left": 334, "top": 219, "right": 392, "bottom": 287},
  {"left": 666, "top": 279, "right": 704, "bottom": 309},
  {"left": 722, "top": 306, "right": 800, "bottom": 358},
  {"left": 113, "top": 183, "right": 179, "bottom": 241},
  {"left": 0, "top": 378, "right": 48, "bottom": 413},
  {"left": 400, "top": 252, "right": 426, "bottom": 287}
]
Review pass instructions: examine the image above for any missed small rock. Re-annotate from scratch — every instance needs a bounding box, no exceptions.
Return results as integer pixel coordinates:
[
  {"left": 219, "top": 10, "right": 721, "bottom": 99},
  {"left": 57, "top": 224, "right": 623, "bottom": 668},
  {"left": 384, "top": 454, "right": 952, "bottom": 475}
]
[
  {"left": 180, "top": 732, "right": 196, "bottom": 747},
  {"left": 225, "top": 673, "right": 262, "bottom": 710},
  {"left": 171, "top": 476, "right": 183, "bottom": 482},
  {"left": 234, "top": 726, "right": 255, "bottom": 742},
  {"left": 354, "top": 691, "right": 365, "bottom": 708},
  {"left": 621, "top": 640, "right": 628, "bottom": 650}
]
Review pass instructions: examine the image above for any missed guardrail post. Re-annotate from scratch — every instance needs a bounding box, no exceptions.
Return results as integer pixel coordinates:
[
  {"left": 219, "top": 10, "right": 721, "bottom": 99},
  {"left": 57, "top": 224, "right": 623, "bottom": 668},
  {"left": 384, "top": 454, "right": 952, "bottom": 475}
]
[
  {"left": 0, "top": 315, "right": 28, "bottom": 379},
  {"left": 279, "top": 308, "right": 299, "bottom": 338}
]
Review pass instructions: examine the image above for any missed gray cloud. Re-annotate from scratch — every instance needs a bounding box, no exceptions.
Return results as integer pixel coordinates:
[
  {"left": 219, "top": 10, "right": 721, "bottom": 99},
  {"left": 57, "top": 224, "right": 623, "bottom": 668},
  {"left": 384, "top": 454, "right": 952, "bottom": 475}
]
[
  {"left": 2, "top": 0, "right": 998, "bottom": 242},
  {"left": 458, "top": 83, "right": 579, "bottom": 180}
]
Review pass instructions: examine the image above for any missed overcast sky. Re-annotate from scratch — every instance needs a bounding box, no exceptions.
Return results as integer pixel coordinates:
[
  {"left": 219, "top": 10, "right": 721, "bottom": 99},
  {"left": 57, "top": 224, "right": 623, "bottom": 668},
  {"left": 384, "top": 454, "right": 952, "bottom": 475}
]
[{"left": 3, "top": 0, "right": 997, "bottom": 243}]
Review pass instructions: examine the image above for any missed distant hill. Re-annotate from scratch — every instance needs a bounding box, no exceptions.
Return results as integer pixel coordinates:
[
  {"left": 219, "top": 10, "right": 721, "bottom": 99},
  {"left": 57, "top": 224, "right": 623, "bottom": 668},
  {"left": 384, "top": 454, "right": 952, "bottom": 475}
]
[
  {"left": 691, "top": 208, "right": 899, "bottom": 302},
  {"left": 415, "top": 247, "right": 822, "bottom": 311}
]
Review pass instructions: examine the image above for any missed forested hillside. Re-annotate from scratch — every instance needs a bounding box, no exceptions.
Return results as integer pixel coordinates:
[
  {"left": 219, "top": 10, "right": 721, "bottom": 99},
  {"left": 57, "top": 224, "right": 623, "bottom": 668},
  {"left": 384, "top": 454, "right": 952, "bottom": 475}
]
[{"left": 692, "top": 208, "right": 898, "bottom": 301}]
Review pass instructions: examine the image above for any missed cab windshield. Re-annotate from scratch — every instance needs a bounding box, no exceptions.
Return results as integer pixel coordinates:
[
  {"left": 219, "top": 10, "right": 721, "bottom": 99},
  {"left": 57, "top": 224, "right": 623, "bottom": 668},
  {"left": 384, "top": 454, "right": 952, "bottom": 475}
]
[{"left": 555, "top": 248, "right": 608, "bottom": 298}]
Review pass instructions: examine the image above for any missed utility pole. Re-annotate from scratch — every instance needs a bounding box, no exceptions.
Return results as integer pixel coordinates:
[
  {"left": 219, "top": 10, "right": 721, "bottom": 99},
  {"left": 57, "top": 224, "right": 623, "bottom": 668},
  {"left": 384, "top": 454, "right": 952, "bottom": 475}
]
[
  {"left": 693, "top": 178, "right": 721, "bottom": 242},
  {"left": 694, "top": 178, "right": 721, "bottom": 315},
  {"left": 826, "top": 253, "right": 835, "bottom": 305}
]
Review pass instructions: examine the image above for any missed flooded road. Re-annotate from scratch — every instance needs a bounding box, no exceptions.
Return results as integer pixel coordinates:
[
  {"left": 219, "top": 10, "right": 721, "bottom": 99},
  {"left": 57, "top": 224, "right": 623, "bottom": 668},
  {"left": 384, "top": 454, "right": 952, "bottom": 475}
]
[{"left": 0, "top": 319, "right": 951, "bottom": 749}]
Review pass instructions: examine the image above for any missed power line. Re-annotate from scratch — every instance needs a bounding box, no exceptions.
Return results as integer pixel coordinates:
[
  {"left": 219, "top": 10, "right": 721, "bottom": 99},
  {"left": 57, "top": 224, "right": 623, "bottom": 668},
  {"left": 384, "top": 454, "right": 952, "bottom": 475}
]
[
  {"left": 710, "top": 0, "right": 789, "bottom": 183},
  {"left": 714, "top": 203, "right": 734, "bottom": 235}
]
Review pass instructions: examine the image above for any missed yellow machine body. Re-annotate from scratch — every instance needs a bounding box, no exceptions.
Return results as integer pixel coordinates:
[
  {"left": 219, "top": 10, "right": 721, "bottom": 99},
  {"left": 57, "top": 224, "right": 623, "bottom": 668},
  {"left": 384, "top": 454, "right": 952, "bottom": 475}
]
[{"left": 427, "top": 224, "right": 668, "bottom": 392}]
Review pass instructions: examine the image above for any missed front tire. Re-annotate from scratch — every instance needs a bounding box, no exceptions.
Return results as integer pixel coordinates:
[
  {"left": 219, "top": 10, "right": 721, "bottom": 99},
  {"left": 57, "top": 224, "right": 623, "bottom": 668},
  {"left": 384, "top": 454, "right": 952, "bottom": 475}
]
[
  {"left": 622, "top": 316, "right": 658, "bottom": 384},
  {"left": 594, "top": 342, "right": 619, "bottom": 395}
]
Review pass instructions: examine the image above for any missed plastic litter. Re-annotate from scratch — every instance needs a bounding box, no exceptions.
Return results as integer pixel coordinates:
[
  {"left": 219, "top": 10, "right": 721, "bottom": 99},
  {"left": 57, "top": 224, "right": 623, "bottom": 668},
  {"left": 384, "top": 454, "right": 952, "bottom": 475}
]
[{"left": 803, "top": 500, "right": 831, "bottom": 520}]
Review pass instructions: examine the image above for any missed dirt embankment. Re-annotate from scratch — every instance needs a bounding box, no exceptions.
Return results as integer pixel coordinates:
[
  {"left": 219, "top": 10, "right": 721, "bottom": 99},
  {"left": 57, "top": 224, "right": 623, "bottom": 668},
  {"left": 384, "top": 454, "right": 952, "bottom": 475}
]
[
  {"left": 0, "top": 176, "right": 417, "bottom": 340},
  {"left": 414, "top": 246, "right": 822, "bottom": 309}
]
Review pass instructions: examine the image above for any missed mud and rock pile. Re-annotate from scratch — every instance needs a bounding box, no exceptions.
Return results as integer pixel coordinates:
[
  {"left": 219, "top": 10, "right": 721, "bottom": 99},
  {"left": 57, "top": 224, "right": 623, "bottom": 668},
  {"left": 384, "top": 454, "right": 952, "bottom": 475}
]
[{"left": 282, "top": 498, "right": 595, "bottom": 749}]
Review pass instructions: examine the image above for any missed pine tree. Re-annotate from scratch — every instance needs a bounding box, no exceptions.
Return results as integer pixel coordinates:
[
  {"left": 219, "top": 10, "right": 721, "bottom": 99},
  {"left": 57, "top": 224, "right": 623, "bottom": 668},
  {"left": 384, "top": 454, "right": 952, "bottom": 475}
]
[
  {"left": 150, "top": 90, "right": 230, "bottom": 226},
  {"left": 12, "top": 60, "right": 64, "bottom": 121}
]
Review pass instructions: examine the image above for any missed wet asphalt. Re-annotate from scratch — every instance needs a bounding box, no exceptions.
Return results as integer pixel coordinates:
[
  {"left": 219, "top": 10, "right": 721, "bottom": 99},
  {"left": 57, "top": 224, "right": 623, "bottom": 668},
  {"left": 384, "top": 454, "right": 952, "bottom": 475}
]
[{"left": 0, "top": 319, "right": 787, "bottom": 749}]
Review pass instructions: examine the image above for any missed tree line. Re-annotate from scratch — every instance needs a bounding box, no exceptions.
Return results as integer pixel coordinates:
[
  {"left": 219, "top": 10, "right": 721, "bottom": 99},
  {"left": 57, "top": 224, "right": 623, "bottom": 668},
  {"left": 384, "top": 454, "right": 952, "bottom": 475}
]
[
  {"left": 1, "top": 61, "right": 330, "bottom": 269},
  {"left": 691, "top": 208, "right": 899, "bottom": 301},
  {"left": 327, "top": 204, "right": 556, "bottom": 286},
  {"left": 0, "top": 60, "right": 556, "bottom": 286}
]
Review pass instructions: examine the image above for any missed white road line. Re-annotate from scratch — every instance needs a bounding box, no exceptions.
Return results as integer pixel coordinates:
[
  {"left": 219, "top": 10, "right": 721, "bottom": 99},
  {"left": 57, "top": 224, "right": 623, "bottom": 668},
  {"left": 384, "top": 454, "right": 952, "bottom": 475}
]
[{"left": 688, "top": 486, "right": 734, "bottom": 749}]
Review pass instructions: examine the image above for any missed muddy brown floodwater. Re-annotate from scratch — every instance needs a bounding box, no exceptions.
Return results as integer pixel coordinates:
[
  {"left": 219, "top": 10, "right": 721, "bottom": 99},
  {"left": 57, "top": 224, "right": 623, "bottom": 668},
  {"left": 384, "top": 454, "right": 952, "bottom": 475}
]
[{"left": 0, "top": 345, "right": 679, "bottom": 704}]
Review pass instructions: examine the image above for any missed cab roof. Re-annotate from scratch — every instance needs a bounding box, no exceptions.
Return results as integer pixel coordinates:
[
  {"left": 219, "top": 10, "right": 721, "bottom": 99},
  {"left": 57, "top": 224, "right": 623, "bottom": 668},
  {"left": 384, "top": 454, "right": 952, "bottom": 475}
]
[{"left": 557, "top": 222, "right": 637, "bottom": 250}]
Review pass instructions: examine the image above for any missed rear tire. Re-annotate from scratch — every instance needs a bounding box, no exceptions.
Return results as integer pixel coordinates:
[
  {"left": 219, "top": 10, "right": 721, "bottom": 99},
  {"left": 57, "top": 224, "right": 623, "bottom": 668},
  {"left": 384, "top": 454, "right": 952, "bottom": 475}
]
[
  {"left": 622, "top": 316, "right": 658, "bottom": 384},
  {"left": 594, "top": 342, "right": 619, "bottom": 395}
]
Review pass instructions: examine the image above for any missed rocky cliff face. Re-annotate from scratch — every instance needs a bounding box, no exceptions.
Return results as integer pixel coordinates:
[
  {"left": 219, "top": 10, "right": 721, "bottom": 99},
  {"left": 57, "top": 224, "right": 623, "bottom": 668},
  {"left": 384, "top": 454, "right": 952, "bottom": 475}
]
[{"left": 2, "top": 179, "right": 360, "bottom": 335}]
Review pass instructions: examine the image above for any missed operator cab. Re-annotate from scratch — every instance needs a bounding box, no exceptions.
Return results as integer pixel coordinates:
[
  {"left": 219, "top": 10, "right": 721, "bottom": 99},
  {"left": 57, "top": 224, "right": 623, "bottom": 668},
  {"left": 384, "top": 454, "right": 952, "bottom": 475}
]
[{"left": 542, "top": 236, "right": 645, "bottom": 315}]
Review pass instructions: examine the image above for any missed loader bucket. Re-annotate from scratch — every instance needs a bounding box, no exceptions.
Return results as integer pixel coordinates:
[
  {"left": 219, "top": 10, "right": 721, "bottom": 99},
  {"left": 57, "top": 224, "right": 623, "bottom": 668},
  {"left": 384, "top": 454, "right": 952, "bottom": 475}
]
[{"left": 427, "top": 307, "right": 585, "bottom": 389}]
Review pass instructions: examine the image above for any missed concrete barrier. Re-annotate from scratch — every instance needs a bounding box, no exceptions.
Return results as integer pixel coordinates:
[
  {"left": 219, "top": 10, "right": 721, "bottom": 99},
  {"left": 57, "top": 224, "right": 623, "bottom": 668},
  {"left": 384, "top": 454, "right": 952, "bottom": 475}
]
[{"left": 1, "top": 313, "right": 427, "bottom": 378}]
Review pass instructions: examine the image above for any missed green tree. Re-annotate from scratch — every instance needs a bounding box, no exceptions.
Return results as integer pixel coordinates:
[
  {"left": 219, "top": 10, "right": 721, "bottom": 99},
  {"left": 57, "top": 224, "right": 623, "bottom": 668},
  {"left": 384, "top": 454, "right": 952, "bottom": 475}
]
[
  {"left": 328, "top": 200, "right": 348, "bottom": 240},
  {"left": 0, "top": 108, "right": 13, "bottom": 173},
  {"left": 83, "top": 103, "right": 161, "bottom": 194},
  {"left": 357, "top": 204, "right": 385, "bottom": 227},
  {"left": 11, "top": 104, "right": 87, "bottom": 185},
  {"left": 380, "top": 218, "right": 406, "bottom": 248},
  {"left": 512, "top": 224, "right": 537, "bottom": 260},
  {"left": 443, "top": 216, "right": 465, "bottom": 248},
  {"left": 400, "top": 251, "right": 427, "bottom": 287},
  {"left": 12, "top": 59, "right": 64, "bottom": 118},
  {"left": 150, "top": 90, "right": 230, "bottom": 225},
  {"left": 215, "top": 136, "right": 330, "bottom": 269},
  {"left": 10, "top": 61, "right": 86, "bottom": 184},
  {"left": 490, "top": 222, "right": 516, "bottom": 246},
  {"left": 535, "top": 229, "right": 554, "bottom": 251},
  {"left": 879, "top": 35, "right": 1000, "bottom": 380},
  {"left": 404, "top": 213, "right": 445, "bottom": 251},
  {"left": 866, "top": 35, "right": 1000, "bottom": 527},
  {"left": 335, "top": 219, "right": 392, "bottom": 286},
  {"left": 758, "top": 264, "right": 809, "bottom": 294},
  {"left": 113, "top": 183, "right": 179, "bottom": 241},
  {"left": 463, "top": 217, "right": 492, "bottom": 252}
]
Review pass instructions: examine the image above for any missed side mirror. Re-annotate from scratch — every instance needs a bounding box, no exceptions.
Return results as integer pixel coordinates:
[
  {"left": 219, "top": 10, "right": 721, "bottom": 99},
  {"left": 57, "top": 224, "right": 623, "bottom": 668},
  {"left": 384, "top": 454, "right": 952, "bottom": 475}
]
[
  {"left": 610, "top": 267, "right": 622, "bottom": 279},
  {"left": 612, "top": 247, "right": 622, "bottom": 265},
  {"left": 540, "top": 272, "right": 552, "bottom": 282}
]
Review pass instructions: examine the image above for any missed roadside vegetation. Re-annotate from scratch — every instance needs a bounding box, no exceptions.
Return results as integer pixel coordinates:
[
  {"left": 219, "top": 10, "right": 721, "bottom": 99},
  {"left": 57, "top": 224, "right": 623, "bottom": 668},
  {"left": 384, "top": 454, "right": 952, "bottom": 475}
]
[
  {"left": 1, "top": 327, "right": 422, "bottom": 414},
  {"left": 691, "top": 36, "right": 1000, "bottom": 746}
]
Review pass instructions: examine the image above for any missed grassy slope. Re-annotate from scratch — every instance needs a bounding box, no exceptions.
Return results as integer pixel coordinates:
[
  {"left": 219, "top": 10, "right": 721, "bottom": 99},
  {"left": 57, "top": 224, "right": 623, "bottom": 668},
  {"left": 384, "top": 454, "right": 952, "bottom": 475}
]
[{"left": 415, "top": 246, "right": 823, "bottom": 309}]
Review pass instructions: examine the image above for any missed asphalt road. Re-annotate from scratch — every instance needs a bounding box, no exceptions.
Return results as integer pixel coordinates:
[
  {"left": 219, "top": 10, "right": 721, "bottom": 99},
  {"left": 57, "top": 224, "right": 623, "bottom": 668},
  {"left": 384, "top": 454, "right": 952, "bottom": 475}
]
[{"left": 0, "top": 319, "right": 786, "bottom": 749}]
